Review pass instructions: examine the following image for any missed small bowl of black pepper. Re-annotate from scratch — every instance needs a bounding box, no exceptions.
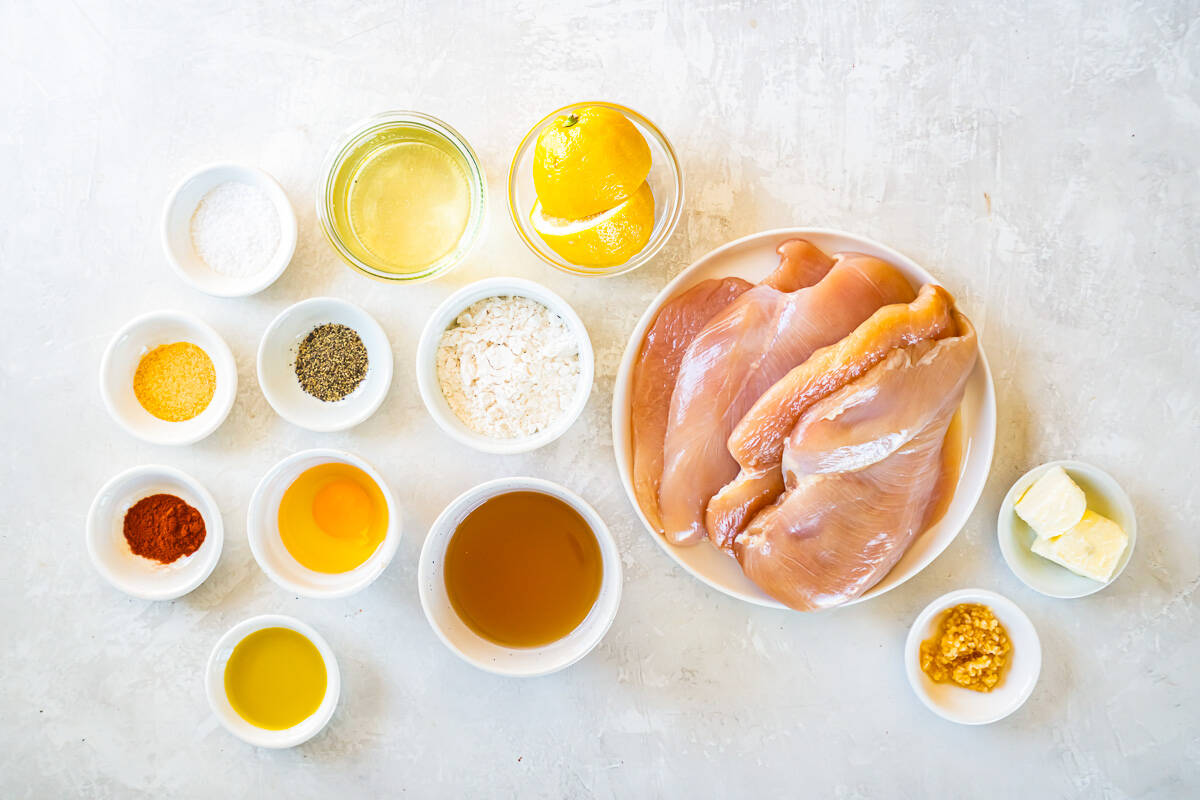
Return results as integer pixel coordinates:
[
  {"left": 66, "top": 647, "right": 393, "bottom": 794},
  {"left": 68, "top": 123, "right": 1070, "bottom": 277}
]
[{"left": 257, "top": 297, "right": 394, "bottom": 432}]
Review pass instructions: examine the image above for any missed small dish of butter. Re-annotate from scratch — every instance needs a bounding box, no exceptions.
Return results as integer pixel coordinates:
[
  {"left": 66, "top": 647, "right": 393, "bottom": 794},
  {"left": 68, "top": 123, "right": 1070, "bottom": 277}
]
[{"left": 998, "top": 460, "right": 1136, "bottom": 598}]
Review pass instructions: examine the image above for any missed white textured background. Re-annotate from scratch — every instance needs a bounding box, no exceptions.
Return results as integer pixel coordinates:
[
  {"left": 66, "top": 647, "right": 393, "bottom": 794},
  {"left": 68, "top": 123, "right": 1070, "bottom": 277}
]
[{"left": 2, "top": 1, "right": 1198, "bottom": 797}]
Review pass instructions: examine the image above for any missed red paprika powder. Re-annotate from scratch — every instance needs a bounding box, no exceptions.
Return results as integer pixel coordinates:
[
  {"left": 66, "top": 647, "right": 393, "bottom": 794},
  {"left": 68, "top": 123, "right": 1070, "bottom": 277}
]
[{"left": 123, "top": 494, "right": 207, "bottom": 563}]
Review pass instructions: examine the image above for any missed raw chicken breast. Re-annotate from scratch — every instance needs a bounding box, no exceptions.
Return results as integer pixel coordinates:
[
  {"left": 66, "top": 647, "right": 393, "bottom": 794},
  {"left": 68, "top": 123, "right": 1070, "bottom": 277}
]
[
  {"left": 762, "top": 239, "right": 838, "bottom": 291},
  {"left": 731, "top": 284, "right": 957, "bottom": 469},
  {"left": 706, "top": 285, "right": 956, "bottom": 548},
  {"left": 658, "top": 247, "right": 915, "bottom": 545},
  {"left": 733, "top": 312, "right": 978, "bottom": 610},
  {"left": 630, "top": 276, "right": 752, "bottom": 531}
]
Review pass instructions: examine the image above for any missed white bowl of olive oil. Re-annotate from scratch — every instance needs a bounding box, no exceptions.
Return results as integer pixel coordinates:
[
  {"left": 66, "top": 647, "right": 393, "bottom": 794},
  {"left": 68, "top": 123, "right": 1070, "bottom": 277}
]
[
  {"left": 418, "top": 477, "right": 622, "bottom": 677},
  {"left": 205, "top": 614, "right": 340, "bottom": 748}
]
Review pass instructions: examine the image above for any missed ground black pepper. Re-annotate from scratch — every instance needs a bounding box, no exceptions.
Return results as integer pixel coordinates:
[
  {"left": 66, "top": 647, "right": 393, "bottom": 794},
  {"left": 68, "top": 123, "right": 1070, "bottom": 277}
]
[{"left": 294, "top": 323, "right": 369, "bottom": 402}]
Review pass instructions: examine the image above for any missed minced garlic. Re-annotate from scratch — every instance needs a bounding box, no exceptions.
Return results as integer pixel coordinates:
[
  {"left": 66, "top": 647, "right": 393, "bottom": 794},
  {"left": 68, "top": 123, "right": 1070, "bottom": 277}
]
[
  {"left": 133, "top": 342, "right": 216, "bottom": 422},
  {"left": 919, "top": 603, "right": 1011, "bottom": 692}
]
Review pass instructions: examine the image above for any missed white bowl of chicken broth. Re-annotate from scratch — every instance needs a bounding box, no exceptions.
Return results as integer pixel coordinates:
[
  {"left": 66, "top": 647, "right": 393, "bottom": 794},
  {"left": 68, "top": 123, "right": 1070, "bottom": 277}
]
[{"left": 417, "top": 477, "right": 621, "bottom": 677}]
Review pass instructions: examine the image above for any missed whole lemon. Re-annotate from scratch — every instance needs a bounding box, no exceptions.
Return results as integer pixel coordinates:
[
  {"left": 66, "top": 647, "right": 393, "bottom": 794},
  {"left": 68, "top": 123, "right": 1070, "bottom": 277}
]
[{"left": 533, "top": 106, "right": 652, "bottom": 220}]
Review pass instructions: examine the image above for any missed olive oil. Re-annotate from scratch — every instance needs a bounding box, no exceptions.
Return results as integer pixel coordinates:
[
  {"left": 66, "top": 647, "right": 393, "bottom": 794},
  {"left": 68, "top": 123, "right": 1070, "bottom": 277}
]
[
  {"left": 330, "top": 124, "right": 472, "bottom": 274},
  {"left": 444, "top": 491, "right": 602, "bottom": 648},
  {"left": 224, "top": 627, "right": 327, "bottom": 730}
]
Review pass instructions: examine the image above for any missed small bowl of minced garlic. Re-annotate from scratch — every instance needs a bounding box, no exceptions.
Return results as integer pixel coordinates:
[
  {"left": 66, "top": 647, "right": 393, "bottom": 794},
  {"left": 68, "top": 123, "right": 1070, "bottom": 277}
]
[
  {"left": 998, "top": 460, "right": 1136, "bottom": 598},
  {"left": 416, "top": 277, "right": 594, "bottom": 455}
]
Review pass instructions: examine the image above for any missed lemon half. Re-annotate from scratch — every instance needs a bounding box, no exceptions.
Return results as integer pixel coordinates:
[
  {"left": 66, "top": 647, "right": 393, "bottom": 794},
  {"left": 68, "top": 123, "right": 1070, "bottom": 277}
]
[{"left": 531, "top": 182, "right": 655, "bottom": 268}]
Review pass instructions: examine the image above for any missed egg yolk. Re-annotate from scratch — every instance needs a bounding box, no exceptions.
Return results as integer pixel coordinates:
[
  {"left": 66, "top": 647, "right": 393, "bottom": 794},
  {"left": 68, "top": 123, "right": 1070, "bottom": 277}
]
[
  {"left": 313, "top": 479, "right": 371, "bottom": 541},
  {"left": 278, "top": 462, "right": 387, "bottom": 573}
]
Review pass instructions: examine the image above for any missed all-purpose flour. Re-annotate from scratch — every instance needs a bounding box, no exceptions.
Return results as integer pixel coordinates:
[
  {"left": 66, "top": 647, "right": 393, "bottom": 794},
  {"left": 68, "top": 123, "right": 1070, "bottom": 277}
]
[{"left": 436, "top": 296, "right": 581, "bottom": 438}]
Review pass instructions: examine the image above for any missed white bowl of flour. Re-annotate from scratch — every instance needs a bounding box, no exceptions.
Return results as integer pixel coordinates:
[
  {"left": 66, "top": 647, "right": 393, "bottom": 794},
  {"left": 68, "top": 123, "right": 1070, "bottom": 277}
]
[
  {"left": 161, "top": 163, "right": 297, "bottom": 297},
  {"left": 416, "top": 277, "right": 594, "bottom": 454}
]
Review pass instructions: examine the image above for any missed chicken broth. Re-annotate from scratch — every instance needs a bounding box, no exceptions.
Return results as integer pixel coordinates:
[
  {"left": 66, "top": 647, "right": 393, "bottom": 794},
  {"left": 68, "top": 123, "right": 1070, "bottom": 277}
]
[
  {"left": 444, "top": 491, "right": 602, "bottom": 648},
  {"left": 329, "top": 124, "right": 472, "bottom": 274}
]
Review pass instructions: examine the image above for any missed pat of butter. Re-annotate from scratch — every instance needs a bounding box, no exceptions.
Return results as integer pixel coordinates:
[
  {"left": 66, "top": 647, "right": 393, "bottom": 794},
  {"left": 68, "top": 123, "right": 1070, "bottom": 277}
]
[
  {"left": 1014, "top": 465, "right": 1087, "bottom": 539},
  {"left": 1031, "top": 510, "right": 1128, "bottom": 583}
]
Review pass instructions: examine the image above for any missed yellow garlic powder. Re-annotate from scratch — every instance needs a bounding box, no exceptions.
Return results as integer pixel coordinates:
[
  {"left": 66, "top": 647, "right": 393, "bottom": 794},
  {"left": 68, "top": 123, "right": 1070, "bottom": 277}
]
[{"left": 133, "top": 342, "right": 216, "bottom": 422}]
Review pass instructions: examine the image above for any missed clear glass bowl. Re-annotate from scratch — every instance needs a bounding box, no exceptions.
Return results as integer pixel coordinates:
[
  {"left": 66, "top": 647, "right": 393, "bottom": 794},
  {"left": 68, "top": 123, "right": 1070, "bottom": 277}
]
[
  {"left": 507, "top": 102, "right": 684, "bottom": 278},
  {"left": 317, "top": 111, "right": 487, "bottom": 283}
]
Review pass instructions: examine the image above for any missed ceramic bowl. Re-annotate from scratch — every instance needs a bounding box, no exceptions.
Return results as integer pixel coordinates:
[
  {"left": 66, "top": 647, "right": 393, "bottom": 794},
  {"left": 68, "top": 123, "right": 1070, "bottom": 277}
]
[
  {"left": 611, "top": 227, "right": 997, "bottom": 609},
  {"left": 507, "top": 101, "right": 683, "bottom": 278},
  {"left": 415, "top": 277, "right": 594, "bottom": 454},
  {"left": 417, "top": 477, "right": 622, "bottom": 677},
  {"left": 86, "top": 465, "right": 223, "bottom": 600},
  {"left": 205, "top": 614, "right": 340, "bottom": 748},
  {"left": 905, "top": 588, "right": 1041, "bottom": 725},
  {"left": 161, "top": 162, "right": 297, "bottom": 297},
  {"left": 998, "top": 460, "right": 1136, "bottom": 598},
  {"left": 316, "top": 110, "right": 487, "bottom": 283},
  {"left": 100, "top": 310, "right": 238, "bottom": 446},
  {"left": 246, "top": 448, "right": 401, "bottom": 598},
  {"left": 257, "top": 297, "right": 394, "bottom": 433}
]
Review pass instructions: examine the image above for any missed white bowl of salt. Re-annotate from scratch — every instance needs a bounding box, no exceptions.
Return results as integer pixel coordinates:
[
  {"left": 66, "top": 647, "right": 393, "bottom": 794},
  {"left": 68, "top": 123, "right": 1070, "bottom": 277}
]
[{"left": 161, "top": 163, "right": 297, "bottom": 297}]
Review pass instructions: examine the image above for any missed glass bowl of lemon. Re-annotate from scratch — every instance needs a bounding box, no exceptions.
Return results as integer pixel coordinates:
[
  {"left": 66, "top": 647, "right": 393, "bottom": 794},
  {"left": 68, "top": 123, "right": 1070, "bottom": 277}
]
[{"left": 508, "top": 102, "right": 683, "bottom": 278}]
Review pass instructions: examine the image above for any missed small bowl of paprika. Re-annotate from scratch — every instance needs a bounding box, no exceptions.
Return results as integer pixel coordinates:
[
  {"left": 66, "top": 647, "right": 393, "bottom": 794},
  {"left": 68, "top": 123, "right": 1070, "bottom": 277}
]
[{"left": 86, "top": 464, "right": 224, "bottom": 600}]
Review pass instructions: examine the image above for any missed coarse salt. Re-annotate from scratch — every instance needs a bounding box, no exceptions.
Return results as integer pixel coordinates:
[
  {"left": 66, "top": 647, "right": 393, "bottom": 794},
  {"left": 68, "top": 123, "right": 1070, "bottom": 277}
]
[
  {"left": 436, "top": 296, "right": 581, "bottom": 439},
  {"left": 190, "top": 181, "right": 281, "bottom": 279}
]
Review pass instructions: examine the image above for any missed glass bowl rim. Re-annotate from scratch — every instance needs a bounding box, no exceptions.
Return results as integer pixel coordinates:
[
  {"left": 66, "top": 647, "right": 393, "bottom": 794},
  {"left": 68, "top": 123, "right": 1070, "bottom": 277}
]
[
  {"left": 506, "top": 100, "right": 685, "bottom": 278},
  {"left": 316, "top": 110, "right": 488, "bottom": 284}
]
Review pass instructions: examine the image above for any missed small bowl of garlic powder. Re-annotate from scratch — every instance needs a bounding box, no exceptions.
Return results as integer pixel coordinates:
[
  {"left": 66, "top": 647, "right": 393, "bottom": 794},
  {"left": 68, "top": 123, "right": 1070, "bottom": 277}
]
[
  {"left": 161, "top": 163, "right": 298, "bottom": 297},
  {"left": 416, "top": 277, "right": 594, "bottom": 454}
]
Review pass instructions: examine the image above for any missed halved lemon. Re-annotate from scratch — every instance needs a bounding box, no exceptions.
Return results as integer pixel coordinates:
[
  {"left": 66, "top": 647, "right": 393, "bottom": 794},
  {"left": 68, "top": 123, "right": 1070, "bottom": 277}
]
[{"left": 530, "top": 182, "right": 655, "bottom": 268}]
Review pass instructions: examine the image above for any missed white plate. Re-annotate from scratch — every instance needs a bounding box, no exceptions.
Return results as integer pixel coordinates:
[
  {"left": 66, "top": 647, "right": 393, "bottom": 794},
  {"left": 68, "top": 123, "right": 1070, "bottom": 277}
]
[
  {"left": 86, "top": 464, "right": 223, "bottom": 600},
  {"left": 246, "top": 448, "right": 402, "bottom": 599},
  {"left": 161, "top": 162, "right": 297, "bottom": 297},
  {"left": 611, "top": 228, "right": 997, "bottom": 609},
  {"left": 415, "top": 277, "right": 594, "bottom": 454},
  {"left": 904, "top": 588, "right": 1041, "bottom": 725},
  {"left": 205, "top": 614, "right": 340, "bottom": 748},
  {"left": 257, "top": 297, "right": 394, "bottom": 432},
  {"left": 417, "top": 477, "right": 622, "bottom": 677},
  {"left": 998, "top": 460, "right": 1136, "bottom": 598},
  {"left": 99, "top": 310, "right": 238, "bottom": 446}
]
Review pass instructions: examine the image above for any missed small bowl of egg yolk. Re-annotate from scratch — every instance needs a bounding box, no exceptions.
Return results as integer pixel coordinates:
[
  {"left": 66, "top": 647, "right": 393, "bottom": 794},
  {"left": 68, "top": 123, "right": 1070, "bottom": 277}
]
[
  {"left": 247, "top": 448, "right": 401, "bottom": 598},
  {"left": 206, "top": 614, "right": 340, "bottom": 748}
]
